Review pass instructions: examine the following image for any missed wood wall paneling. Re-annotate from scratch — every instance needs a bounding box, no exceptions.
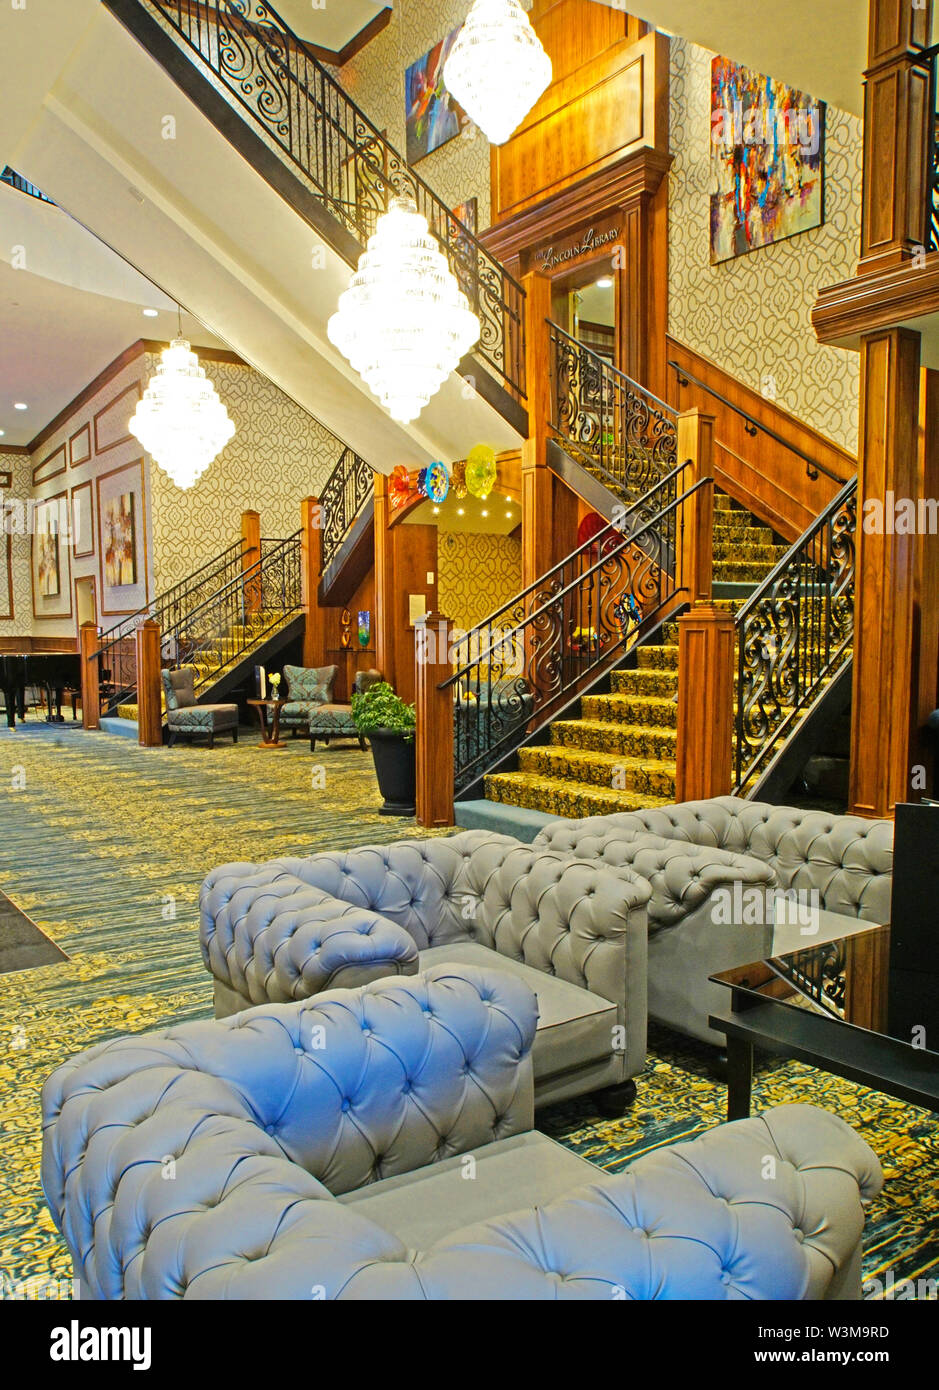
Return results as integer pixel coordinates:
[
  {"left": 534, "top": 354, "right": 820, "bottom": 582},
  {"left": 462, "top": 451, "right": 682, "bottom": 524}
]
[
  {"left": 93, "top": 382, "right": 142, "bottom": 457},
  {"left": 71, "top": 481, "right": 95, "bottom": 559},
  {"left": 32, "top": 444, "right": 66, "bottom": 487},
  {"left": 69, "top": 423, "right": 92, "bottom": 468}
]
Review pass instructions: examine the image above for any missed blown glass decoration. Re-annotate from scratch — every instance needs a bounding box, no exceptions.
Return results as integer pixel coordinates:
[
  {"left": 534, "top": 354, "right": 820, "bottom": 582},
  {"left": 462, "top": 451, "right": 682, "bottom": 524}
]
[
  {"left": 465, "top": 444, "right": 497, "bottom": 499},
  {"left": 419, "top": 462, "right": 450, "bottom": 504},
  {"left": 388, "top": 464, "right": 412, "bottom": 510},
  {"left": 327, "top": 197, "right": 480, "bottom": 425},
  {"left": 450, "top": 460, "right": 468, "bottom": 499},
  {"left": 444, "top": 0, "right": 553, "bottom": 147},
  {"left": 129, "top": 338, "right": 235, "bottom": 490}
]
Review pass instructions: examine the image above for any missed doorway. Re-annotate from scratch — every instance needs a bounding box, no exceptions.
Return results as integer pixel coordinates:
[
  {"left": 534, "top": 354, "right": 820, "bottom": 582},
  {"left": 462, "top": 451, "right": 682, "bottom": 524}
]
[
  {"left": 550, "top": 256, "right": 616, "bottom": 363},
  {"left": 74, "top": 576, "right": 97, "bottom": 630}
]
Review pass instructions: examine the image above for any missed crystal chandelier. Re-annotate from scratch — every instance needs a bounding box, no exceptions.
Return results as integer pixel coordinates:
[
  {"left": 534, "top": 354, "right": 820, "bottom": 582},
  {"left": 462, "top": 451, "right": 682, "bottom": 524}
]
[
  {"left": 444, "top": 0, "right": 552, "bottom": 146},
  {"left": 328, "top": 196, "right": 480, "bottom": 425},
  {"left": 129, "top": 335, "right": 235, "bottom": 490}
]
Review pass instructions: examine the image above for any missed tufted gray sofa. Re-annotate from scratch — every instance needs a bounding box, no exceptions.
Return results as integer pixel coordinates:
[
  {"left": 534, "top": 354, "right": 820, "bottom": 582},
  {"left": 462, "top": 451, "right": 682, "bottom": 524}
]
[
  {"left": 200, "top": 830, "right": 657, "bottom": 1111},
  {"left": 41, "top": 965, "right": 883, "bottom": 1301},
  {"left": 534, "top": 796, "right": 894, "bottom": 1045}
]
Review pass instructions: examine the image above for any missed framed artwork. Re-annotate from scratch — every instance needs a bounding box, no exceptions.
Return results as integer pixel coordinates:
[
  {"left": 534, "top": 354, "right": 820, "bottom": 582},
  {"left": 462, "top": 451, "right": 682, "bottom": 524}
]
[
  {"left": 103, "top": 491, "right": 137, "bottom": 587},
  {"left": 0, "top": 471, "right": 12, "bottom": 489},
  {"left": 69, "top": 423, "right": 92, "bottom": 468},
  {"left": 0, "top": 535, "right": 12, "bottom": 620},
  {"left": 710, "top": 56, "right": 825, "bottom": 264},
  {"left": 71, "top": 481, "right": 95, "bottom": 559},
  {"left": 405, "top": 26, "right": 470, "bottom": 164},
  {"left": 31, "top": 491, "right": 72, "bottom": 619},
  {"left": 33, "top": 443, "right": 67, "bottom": 487},
  {"left": 96, "top": 459, "right": 148, "bottom": 616}
]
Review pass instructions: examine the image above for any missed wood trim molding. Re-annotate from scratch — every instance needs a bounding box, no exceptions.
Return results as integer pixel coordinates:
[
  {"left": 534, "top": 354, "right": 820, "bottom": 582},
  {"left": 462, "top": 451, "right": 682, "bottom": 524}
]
[
  {"left": 70, "top": 480, "right": 95, "bottom": 559},
  {"left": 813, "top": 252, "right": 939, "bottom": 347},
  {"left": 95, "top": 457, "right": 149, "bottom": 617},
  {"left": 302, "top": 6, "right": 392, "bottom": 66},
  {"left": 93, "top": 381, "right": 142, "bottom": 458},
  {"left": 140, "top": 339, "right": 245, "bottom": 365},
  {"left": 33, "top": 443, "right": 67, "bottom": 487},
  {"left": 0, "top": 471, "right": 12, "bottom": 489},
  {"left": 0, "top": 533, "right": 12, "bottom": 621},
  {"left": 69, "top": 422, "right": 92, "bottom": 468},
  {"left": 0, "top": 445, "right": 30, "bottom": 458},
  {"left": 30, "top": 487, "right": 73, "bottom": 622},
  {"left": 28, "top": 341, "right": 148, "bottom": 455}
]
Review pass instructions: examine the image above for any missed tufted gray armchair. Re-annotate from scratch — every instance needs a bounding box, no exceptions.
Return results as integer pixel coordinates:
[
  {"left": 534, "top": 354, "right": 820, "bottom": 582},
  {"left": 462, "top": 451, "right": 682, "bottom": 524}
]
[
  {"left": 41, "top": 965, "right": 883, "bottom": 1301},
  {"left": 534, "top": 796, "right": 894, "bottom": 1045},
  {"left": 200, "top": 830, "right": 653, "bottom": 1112}
]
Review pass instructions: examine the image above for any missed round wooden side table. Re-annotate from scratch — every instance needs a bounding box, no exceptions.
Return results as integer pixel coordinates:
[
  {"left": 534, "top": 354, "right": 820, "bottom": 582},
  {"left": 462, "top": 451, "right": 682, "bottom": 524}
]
[{"left": 247, "top": 698, "right": 288, "bottom": 750}]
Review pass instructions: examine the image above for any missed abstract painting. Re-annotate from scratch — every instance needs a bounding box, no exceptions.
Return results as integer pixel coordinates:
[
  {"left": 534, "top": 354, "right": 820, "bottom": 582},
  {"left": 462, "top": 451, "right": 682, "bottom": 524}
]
[
  {"left": 36, "top": 527, "right": 60, "bottom": 598},
  {"left": 405, "top": 27, "right": 470, "bottom": 164},
  {"left": 103, "top": 491, "right": 137, "bottom": 587},
  {"left": 710, "top": 56, "right": 825, "bottom": 264}
]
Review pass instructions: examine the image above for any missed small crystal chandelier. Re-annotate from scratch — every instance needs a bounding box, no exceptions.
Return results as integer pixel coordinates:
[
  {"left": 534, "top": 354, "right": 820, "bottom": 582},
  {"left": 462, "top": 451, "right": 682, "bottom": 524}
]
[
  {"left": 129, "top": 325, "right": 235, "bottom": 490},
  {"left": 328, "top": 196, "right": 480, "bottom": 425},
  {"left": 444, "top": 0, "right": 552, "bottom": 146}
]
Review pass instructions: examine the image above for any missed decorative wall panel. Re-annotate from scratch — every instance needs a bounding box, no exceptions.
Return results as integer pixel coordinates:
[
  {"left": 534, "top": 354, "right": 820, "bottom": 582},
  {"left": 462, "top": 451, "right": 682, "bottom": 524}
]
[
  {"left": 437, "top": 530, "right": 522, "bottom": 634},
  {"left": 0, "top": 454, "right": 32, "bottom": 636},
  {"left": 669, "top": 38, "right": 862, "bottom": 452},
  {"left": 96, "top": 460, "right": 148, "bottom": 617}
]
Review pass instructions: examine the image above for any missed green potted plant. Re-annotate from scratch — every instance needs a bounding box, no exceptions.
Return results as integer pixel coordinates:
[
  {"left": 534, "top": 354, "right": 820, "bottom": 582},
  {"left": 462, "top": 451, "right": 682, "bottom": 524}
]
[{"left": 351, "top": 681, "right": 416, "bottom": 816}]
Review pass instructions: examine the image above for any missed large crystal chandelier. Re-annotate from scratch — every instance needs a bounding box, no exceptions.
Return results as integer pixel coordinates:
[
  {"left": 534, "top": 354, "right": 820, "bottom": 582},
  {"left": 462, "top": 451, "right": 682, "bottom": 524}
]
[
  {"left": 328, "top": 196, "right": 480, "bottom": 425},
  {"left": 444, "top": 0, "right": 552, "bottom": 146},
  {"left": 129, "top": 337, "right": 235, "bottom": 490}
]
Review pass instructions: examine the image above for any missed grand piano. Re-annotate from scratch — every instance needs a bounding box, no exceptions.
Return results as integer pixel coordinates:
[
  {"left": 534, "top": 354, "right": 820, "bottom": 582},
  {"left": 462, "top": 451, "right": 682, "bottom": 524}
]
[{"left": 0, "top": 651, "right": 83, "bottom": 727}]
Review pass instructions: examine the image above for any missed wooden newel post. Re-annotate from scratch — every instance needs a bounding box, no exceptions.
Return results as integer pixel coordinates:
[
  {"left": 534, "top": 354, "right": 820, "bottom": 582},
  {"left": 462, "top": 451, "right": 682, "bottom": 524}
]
[
  {"left": 300, "top": 496, "right": 325, "bottom": 669},
  {"left": 676, "top": 408, "right": 715, "bottom": 605},
  {"left": 414, "top": 612, "right": 454, "bottom": 829},
  {"left": 520, "top": 270, "right": 555, "bottom": 590},
  {"left": 241, "top": 510, "right": 261, "bottom": 619},
  {"left": 136, "top": 618, "right": 163, "bottom": 748},
  {"left": 79, "top": 621, "right": 100, "bottom": 731},
  {"left": 675, "top": 605, "right": 735, "bottom": 803}
]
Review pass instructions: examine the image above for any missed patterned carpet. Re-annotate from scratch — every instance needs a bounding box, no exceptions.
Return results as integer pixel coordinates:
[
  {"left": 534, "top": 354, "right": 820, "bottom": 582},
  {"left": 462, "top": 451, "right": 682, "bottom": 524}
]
[{"left": 0, "top": 726, "right": 935, "bottom": 1299}]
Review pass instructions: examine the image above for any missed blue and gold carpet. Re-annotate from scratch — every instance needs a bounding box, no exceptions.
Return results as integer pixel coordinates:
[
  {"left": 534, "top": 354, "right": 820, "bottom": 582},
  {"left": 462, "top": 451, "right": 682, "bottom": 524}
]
[{"left": 0, "top": 726, "right": 935, "bottom": 1299}]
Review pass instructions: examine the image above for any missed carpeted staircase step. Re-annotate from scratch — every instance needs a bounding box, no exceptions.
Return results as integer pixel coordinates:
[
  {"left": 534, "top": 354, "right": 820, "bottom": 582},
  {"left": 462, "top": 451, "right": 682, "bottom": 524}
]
[
  {"left": 518, "top": 745, "right": 676, "bottom": 799},
  {"left": 551, "top": 718, "right": 677, "bottom": 760},
  {"left": 484, "top": 771, "right": 672, "bottom": 819},
  {"left": 581, "top": 691, "right": 679, "bottom": 729},
  {"left": 611, "top": 667, "right": 678, "bottom": 698},
  {"left": 636, "top": 644, "right": 679, "bottom": 670}
]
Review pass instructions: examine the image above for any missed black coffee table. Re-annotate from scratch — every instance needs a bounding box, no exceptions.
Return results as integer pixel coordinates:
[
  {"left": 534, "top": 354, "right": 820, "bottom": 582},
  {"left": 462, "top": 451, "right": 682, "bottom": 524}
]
[{"left": 709, "top": 923, "right": 939, "bottom": 1121}]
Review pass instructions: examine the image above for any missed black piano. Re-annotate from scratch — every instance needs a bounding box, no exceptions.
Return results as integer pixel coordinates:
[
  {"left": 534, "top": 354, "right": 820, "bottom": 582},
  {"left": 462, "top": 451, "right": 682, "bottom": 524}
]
[{"left": 0, "top": 651, "right": 82, "bottom": 727}]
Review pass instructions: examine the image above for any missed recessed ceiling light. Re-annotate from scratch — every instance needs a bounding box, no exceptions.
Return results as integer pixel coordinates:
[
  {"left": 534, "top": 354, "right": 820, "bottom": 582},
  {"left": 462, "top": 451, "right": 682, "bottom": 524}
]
[
  {"left": 0, "top": 429, "right": 5, "bottom": 437},
  {"left": 432, "top": 506, "right": 439, "bottom": 515},
  {"left": 505, "top": 510, "right": 512, "bottom": 518},
  {"left": 143, "top": 308, "right": 159, "bottom": 318},
  {"left": 596, "top": 276, "right": 614, "bottom": 289},
  {"left": 13, "top": 403, "right": 27, "bottom": 410},
  {"left": 457, "top": 507, "right": 465, "bottom": 516},
  {"left": 481, "top": 509, "right": 489, "bottom": 517}
]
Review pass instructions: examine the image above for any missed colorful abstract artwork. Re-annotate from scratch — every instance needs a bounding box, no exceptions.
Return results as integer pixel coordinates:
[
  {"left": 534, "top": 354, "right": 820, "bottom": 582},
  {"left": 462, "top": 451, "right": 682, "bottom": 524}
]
[
  {"left": 103, "top": 491, "right": 137, "bottom": 587},
  {"left": 357, "top": 611, "right": 371, "bottom": 650},
  {"left": 405, "top": 27, "right": 470, "bottom": 164},
  {"left": 36, "top": 527, "right": 60, "bottom": 598},
  {"left": 710, "top": 56, "right": 825, "bottom": 264}
]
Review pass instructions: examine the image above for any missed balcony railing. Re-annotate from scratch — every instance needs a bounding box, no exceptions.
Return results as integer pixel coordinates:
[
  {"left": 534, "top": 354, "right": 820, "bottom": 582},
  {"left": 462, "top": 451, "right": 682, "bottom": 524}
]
[
  {"left": 320, "top": 447, "right": 374, "bottom": 572},
  {"left": 113, "top": 0, "right": 526, "bottom": 402}
]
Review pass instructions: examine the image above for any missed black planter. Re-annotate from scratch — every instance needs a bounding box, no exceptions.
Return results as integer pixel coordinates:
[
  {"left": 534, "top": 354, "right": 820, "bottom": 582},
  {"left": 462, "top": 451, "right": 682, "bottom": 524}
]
[{"left": 367, "top": 727, "right": 416, "bottom": 816}]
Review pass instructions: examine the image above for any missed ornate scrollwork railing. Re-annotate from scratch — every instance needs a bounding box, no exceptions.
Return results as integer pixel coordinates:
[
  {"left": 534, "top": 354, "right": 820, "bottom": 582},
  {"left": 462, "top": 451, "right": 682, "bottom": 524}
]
[
  {"left": 549, "top": 322, "right": 679, "bottom": 507},
  {"left": 320, "top": 447, "right": 374, "bottom": 572},
  {"left": 734, "top": 477, "right": 858, "bottom": 792},
  {"left": 767, "top": 940, "right": 848, "bottom": 1020},
  {"left": 442, "top": 466, "right": 706, "bottom": 795},
  {"left": 119, "top": 0, "right": 526, "bottom": 401}
]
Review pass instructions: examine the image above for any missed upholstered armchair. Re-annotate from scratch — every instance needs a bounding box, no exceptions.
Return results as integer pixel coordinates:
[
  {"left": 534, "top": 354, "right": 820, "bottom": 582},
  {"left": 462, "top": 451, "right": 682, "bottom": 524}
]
[
  {"left": 534, "top": 796, "right": 894, "bottom": 1045},
  {"left": 310, "top": 667, "right": 383, "bottom": 751},
  {"left": 200, "top": 829, "right": 653, "bottom": 1112},
  {"left": 41, "top": 965, "right": 883, "bottom": 1301},
  {"left": 278, "top": 663, "right": 337, "bottom": 735},
  {"left": 161, "top": 666, "right": 239, "bottom": 748}
]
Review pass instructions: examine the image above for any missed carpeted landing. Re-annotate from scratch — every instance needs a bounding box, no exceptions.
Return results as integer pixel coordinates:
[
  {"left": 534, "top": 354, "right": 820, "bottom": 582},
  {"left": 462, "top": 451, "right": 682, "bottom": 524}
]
[{"left": 0, "top": 726, "right": 934, "bottom": 1299}]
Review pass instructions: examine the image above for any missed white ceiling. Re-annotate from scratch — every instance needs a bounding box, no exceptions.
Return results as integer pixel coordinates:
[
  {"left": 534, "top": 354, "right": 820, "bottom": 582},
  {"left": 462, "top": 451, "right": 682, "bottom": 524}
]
[
  {"left": 275, "top": 1, "right": 391, "bottom": 50},
  {"left": 0, "top": 184, "right": 225, "bottom": 446}
]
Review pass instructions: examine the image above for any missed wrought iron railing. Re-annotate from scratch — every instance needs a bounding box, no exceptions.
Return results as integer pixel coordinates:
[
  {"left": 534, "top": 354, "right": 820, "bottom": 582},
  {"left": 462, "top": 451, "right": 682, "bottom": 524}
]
[
  {"left": 114, "top": 0, "right": 526, "bottom": 401},
  {"left": 320, "top": 447, "right": 374, "bottom": 571},
  {"left": 734, "top": 477, "right": 857, "bottom": 792},
  {"left": 549, "top": 322, "right": 679, "bottom": 506},
  {"left": 1, "top": 167, "right": 55, "bottom": 203},
  {"left": 443, "top": 467, "right": 709, "bottom": 795},
  {"left": 766, "top": 941, "right": 847, "bottom": 1020},
  {"left": 93, "top": 541, "right": 249, "bottom": 710},
  {"left": 161, "top": 531, "right": 302, "bottom": 696}
]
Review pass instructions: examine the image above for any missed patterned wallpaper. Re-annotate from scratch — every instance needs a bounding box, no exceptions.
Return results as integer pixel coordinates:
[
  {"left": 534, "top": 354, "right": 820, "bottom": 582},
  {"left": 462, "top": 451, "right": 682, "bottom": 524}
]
[
  {"left": 148, "top": 355, "right": 343, "bottom": 593},
  {"left": 437, "top": 530, "right": 522, "bottom": 633},
  {"left": 0, "top": 453, "right": 32, "bottom": 637},
  {"left": 338, "top": 0, "right": 496, "bottom": 229},
  {"left": 668, "top": 39, "right": 862, "bottom": 453}
]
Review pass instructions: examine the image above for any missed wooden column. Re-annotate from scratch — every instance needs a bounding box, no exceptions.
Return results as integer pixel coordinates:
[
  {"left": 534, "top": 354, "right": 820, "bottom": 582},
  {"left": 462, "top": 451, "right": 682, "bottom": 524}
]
[
  {"left": 136, "top": 618, "right": 163, "bottom": 748},
  {"left": 79, "top": 621, "right": 100, "bottom": 731},
  {"left": 241, "top": 509, "right": 261, "bottom": 618},
  {"left": 675, "top": 606, "right": 735, "bottom": 803},
  {"left": 300, "top": 496, "right": 325, "bottom": 669},
  {"left": 373, "top": 473, "right": 396, "bottom": 694},
  {"left": 850, "top": 327, "right": 922, "bottom": 817},
  {"left": 414, "top": 612, "right": 455, "bottom": 829},
  {"left": 912, "top": 367, "right": 939, "bottom": 796},
  {"left": 521, "top": 270, "right": 555, "bottom": 590},
  {"left": 859, "top": 0, "right": 933, "bottom": 275},
  {"left": 676, "top": 408, "right": 715, "bottom": 604}
]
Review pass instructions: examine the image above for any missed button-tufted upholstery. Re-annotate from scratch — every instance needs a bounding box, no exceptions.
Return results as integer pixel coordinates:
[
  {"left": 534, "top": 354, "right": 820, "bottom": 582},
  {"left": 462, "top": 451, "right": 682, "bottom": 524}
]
[
  {"left": 533, "top": 797, "right": 894, "bottom": 1044},
  {"left": 41, "top": 966, "right": 883, "bottom": 1301},
  {"left": 200, "top": 830, "right": 652, "bottom": 1106}
]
